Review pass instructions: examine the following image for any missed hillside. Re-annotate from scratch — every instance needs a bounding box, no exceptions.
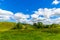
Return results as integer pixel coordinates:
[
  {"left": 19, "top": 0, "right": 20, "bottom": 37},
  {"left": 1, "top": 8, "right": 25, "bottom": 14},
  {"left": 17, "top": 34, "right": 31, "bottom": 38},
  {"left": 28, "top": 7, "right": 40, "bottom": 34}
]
[
  {"left": 0, "top": 22, "right": 16, "bottom": 31},
  {"left": 0, "top": 22, "right": 60, "bottom": 40}
]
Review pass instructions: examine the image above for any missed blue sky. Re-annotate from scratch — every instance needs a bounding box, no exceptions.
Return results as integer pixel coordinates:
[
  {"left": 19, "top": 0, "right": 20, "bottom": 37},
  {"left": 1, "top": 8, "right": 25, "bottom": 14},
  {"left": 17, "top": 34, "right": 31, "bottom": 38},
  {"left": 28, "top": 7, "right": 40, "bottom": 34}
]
[
  {"left": 0, "top": 0, "right": 60, "bottom": 24},
  {"left": 0, "top": 0, "right": 60, "bottom": 14}
]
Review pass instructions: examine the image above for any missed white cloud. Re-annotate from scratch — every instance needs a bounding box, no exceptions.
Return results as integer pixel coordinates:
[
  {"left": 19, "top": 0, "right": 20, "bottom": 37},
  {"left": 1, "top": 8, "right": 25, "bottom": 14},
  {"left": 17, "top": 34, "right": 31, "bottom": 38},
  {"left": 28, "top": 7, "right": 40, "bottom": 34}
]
[
  {"left": 0, "top": 15, "right": 10, "bottom": 20},
  {"left": 12, "top": 8, "right": 60, "bottom": 25},
  {"left": 0, "top": 9, "right": 13, "bottom": 15},
  {"left": 31, "top": 14, "right": 39, "bottom": 19},
  {"left": 13, "top": 12, "right": 30, "bottom": 23},
  {"left": 14, "top": 13, "right": 29, "bottom": 19},
  {"left": 30, "top": 8, "right": 60, "bottom": 25},
  {"left": 33, "top": 8, "right": 56, "bottom": 18},
  {"left": 52, "top": 17, "right": 60, "bottom": 24},
  {"left": 0, "top": 9, "right": 13, "bottom": 21},
  {"left": 0, "top": 8, "right": 60, "bottom": 25},
  {"left": 52, "top": 0, "right": 60, "bottom": 5}
]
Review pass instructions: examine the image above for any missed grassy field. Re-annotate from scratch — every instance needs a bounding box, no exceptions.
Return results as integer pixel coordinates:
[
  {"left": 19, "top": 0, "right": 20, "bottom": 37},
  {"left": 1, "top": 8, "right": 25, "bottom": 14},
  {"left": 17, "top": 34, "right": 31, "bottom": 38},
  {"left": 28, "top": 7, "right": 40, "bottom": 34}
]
[
  {"left": 0, "top": 29, "right": 60, "bottom": 40},
  {"left": 0, "top": 22, "right": 60, "bottom": 40}
]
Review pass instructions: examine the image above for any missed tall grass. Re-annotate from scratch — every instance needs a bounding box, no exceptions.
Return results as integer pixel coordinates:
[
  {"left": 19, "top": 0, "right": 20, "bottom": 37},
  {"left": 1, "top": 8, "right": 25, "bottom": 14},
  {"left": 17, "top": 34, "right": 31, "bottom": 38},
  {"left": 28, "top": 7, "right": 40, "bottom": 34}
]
[{"left": 0, "top": 22, "right": 60, "bottom": 40}]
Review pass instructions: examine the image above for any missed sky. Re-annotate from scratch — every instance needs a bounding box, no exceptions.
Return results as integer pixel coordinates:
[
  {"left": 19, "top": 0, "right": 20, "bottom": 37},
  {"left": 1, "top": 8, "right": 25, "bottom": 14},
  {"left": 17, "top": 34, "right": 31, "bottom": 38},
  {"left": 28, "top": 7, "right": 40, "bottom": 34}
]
[
  {"left": 0, "top": 0, "right": 60, "bottom": 25},
  {"left": 0, "top": 0, "right": 60, "bottom": 14}
]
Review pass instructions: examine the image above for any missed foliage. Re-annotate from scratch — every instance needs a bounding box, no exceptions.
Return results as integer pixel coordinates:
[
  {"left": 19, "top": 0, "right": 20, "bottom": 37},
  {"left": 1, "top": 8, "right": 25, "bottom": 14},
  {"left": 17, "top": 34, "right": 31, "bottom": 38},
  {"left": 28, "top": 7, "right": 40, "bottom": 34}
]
[
  {"left": 0, "top": 22, "right": 16, "bottom": 31},
  {"left": 0, "top": 30, "right": 60, "bottom": 40},
  {"left": 0, "top": 22, "right": 60, "bottom": 40},
  {"left": 15, "top": 22, "right": 23, "bottom": 29},
  {"left": 33, "top": 22, "right": 44, "bottom": 28},
  {"left": 0, "top": 21, "right": 60, "bottom": 33}
]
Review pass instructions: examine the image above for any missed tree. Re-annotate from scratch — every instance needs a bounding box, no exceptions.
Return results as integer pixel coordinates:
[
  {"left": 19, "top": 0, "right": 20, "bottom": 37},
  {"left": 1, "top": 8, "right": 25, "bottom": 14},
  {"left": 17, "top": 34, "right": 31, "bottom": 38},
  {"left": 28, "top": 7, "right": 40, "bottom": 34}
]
[
  {"left": 45, "top": 25, "right": 51, "bottom": 28},
  {"left": 51, "top": 24, "right": 60, "bottom": 28},
  {"left": 33, "top": 22, "right": 44, "bottom": 28},
  {"left": 12, "top": 22, "right": 23, "bottom": 29},
  {"left": 37, "top": 22, "right": 43, "bottom": 28},
  {"left": 17, "top": 22, "right": 23, "bottom": 29}
]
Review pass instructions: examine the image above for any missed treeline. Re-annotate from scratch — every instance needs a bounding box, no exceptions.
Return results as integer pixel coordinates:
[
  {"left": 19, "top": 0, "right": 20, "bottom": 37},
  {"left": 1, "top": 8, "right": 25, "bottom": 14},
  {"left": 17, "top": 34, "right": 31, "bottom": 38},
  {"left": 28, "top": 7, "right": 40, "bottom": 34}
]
[
  {"left": 33, "top": 22, "right": 60, "bottom": 28},
  {"left": 0, "top": 22, "right": 60, "bottom": 33},
  {"left": 0, "top": 22, "right": 60, "bottom": 29},
  {"left": 15, "top": 22, "right": 60, "bottom": 29},
  {"left": 13, "top": 22, "right": 60, "bottom": 33}
]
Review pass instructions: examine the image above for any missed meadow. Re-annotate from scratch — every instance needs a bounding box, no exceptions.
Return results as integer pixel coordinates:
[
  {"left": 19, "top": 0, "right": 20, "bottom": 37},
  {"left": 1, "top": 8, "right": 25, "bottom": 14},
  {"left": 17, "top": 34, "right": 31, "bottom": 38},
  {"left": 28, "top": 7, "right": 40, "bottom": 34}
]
[{"left": 0, "top": 22, "right": 60, "bottom": 40}]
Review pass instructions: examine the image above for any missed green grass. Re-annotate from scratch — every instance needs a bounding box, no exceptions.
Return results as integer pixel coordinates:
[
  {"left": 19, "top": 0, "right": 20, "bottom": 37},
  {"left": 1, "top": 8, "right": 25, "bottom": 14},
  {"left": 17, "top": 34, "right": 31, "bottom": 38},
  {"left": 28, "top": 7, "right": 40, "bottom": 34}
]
[
  {"left": 0, "top": 22, "right": 60, "bottom": 40},
  {"left": 0, "top": 30, "right": 60, "bottom": 40},
  {"left": 0, "top": 22, "right": 16, "bottom": 31}
]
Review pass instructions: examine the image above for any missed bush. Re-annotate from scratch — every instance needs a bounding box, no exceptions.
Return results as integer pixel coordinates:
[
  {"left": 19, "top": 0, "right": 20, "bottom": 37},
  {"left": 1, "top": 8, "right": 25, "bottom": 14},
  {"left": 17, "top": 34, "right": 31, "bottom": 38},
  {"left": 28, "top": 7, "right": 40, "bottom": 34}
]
[
  {"left": 33, "top": 22, "right": 44, "bottom": 28},
  {"left": 41, "top": 28, "right": 60, "bottom": 33},
  {"left": 12, "top": 22, "right": 23, "bottom": 29}
]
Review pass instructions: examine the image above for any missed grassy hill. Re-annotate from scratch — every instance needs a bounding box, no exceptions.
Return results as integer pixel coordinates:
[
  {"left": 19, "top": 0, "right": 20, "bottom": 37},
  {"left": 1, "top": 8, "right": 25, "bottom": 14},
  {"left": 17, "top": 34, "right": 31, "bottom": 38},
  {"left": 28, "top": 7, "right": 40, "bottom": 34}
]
[
  {"left": 0, "top": 22, "right": 16, "bottom": 31},
  {"left": 0, "top": 22, "right": 60, "bottom": 40},
  {"left": 0, "top": 29, "right": 60, "bottom": 40}
]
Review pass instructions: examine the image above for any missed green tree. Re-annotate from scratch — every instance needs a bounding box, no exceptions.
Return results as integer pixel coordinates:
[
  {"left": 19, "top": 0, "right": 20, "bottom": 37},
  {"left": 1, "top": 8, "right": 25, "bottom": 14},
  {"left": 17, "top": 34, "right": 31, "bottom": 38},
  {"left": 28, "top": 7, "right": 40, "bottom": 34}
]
[
  {"left": 13, "top": 22, "right": 23, "bottom": 29},
  {"left": 33, "top": 22, "right": 44, "bottom": 28},
  {"left": 51, "top": 24, "right": 60, "bottom": 28},
  {"left": 45, "top": 25, "right": 51, "bottom": 28}
]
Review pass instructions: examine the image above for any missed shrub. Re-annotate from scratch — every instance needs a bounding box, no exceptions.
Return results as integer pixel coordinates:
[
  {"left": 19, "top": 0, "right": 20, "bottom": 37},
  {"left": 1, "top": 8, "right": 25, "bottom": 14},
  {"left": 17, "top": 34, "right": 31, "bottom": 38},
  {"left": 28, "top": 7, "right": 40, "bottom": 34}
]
[
  {"left": 33, "top": 22, "right": 44, "bottom": 28},
  {"left": 12, "top": 22, "right": 23, "bottom": 29}
]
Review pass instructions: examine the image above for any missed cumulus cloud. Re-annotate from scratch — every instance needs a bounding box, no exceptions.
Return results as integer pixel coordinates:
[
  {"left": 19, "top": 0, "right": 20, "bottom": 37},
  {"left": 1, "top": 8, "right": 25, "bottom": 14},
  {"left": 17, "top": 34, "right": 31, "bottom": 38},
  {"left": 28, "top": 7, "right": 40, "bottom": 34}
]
[
  {"left": 1, "top": 8, "right": 60, "bottom": 25},
  {"left": 0, "top": 9, "right": 13, "bottom": 21},
  {"left": 33, "top": 8, "right": 56, "bottom": 18},
  {"left": 11, "top": 8, "right": 60, "bottom": 25},
  {"left": 13, "top": 12, "right": 30, "bottom": 23},
  {"left": 52, "top": 0, "right": 60, "bottom": 5},
  {"left": 30, "top": 8, "right": 60, "bottom": 25}
]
